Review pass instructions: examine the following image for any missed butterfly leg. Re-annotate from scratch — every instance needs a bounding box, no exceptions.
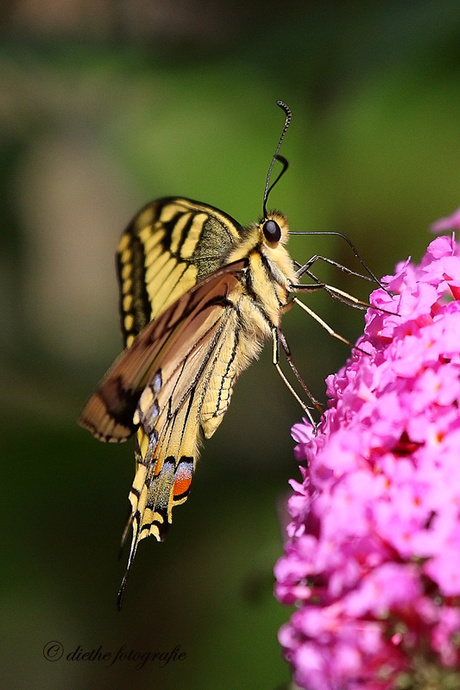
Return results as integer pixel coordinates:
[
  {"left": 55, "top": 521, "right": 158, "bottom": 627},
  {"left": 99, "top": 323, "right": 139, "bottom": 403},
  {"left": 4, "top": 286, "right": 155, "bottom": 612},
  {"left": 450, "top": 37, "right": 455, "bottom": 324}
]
[
  {"left": 290, "top": 296, "right": 372, "bottom": 356},
  {"left": 271, "top": 326, "right": 322, "bottom": 426},
  {"left": 292, "top": 275, "right": 372, "bottom": 311},
  {"left": 295, "top": 254, "right": 374, "bottom": 283},
  {"left": 290, "top": 227, "right": 384, "bottom": 288}
]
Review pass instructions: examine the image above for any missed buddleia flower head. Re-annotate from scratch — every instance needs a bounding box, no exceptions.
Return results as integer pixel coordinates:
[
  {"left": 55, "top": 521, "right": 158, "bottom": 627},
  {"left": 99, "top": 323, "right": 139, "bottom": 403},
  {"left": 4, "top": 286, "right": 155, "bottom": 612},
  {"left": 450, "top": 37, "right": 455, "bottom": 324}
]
[{"left": 275, "top": 224, "right": 460, "bottom": 690}]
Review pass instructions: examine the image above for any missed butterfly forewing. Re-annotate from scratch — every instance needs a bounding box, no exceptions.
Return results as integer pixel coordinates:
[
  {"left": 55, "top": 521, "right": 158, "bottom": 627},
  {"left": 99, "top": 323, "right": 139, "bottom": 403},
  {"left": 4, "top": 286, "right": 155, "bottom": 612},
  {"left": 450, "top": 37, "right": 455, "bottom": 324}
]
[{"left": 117, "top": 198, "right": 245, "bottom": 346}]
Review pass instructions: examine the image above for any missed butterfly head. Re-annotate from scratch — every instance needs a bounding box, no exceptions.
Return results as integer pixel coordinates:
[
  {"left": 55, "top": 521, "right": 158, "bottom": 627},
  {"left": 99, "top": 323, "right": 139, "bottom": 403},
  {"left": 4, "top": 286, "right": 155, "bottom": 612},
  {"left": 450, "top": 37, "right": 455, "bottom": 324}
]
[{"left": 252, "top": 210, "right": 296, "bottom": 290}]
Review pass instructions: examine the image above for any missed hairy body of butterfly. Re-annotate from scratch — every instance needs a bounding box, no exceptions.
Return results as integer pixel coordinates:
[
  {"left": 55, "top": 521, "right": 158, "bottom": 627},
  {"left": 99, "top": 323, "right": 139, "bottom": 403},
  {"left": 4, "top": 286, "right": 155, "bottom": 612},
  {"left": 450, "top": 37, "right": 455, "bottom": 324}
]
[{"left": 79, "top": 197, "right": 302, "bottom": 592}]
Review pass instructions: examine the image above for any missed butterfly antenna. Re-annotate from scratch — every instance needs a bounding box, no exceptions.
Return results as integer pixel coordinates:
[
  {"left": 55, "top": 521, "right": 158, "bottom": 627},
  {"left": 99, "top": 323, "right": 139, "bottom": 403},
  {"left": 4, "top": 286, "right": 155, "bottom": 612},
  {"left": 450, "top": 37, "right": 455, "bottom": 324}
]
[{"left": 263, "top": 100, "right": 292, "bottom": 218}]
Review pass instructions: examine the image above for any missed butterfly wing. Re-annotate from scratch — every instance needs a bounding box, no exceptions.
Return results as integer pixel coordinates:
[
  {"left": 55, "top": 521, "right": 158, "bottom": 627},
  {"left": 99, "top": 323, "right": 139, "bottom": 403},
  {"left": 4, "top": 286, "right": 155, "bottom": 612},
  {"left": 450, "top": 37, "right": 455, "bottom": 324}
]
[
  {"left": 117, "top": 197, "right": 245, "bottom": 347},
  {"left": 80, "top": 197, "right": 276, "bottom": 599}
]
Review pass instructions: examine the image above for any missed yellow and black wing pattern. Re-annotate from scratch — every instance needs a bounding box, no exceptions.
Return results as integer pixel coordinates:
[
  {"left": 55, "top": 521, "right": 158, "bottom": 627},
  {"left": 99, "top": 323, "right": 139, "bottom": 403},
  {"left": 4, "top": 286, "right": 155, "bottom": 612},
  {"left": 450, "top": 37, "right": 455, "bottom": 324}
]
[{"left": 117, "top": 197, "right": 246, "bottom": 347}]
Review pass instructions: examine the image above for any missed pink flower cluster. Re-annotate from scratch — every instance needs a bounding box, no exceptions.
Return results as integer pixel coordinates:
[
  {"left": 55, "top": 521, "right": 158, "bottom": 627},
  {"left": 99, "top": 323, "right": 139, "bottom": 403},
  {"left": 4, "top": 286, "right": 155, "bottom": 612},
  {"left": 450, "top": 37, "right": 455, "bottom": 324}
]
[{"left": 275, "top": 229, "right": 460, "bottom": 689}]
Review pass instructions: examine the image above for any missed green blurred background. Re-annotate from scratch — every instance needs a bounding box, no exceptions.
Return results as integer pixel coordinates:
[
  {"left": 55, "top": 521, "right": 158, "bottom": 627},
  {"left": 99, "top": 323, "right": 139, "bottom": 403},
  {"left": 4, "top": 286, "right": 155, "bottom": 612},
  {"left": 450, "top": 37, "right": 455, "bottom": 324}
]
[{"left": 2, "top": 2, "right": 460, "bottom": 688}]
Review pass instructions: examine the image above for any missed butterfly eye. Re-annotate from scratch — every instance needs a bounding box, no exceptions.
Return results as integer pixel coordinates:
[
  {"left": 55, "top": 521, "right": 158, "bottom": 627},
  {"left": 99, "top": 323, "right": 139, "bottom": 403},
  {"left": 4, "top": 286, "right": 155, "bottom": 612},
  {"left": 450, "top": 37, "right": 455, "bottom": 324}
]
[{"left": 263, "top": 219, "right": 282, "bottom": 243}]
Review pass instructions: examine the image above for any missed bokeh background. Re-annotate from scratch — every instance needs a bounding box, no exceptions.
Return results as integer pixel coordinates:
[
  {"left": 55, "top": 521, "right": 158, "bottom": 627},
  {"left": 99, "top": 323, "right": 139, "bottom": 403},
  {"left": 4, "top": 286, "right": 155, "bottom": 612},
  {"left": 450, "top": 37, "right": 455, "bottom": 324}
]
[{"left": 2, "top": 2, "right": 460, "bottom": 688}]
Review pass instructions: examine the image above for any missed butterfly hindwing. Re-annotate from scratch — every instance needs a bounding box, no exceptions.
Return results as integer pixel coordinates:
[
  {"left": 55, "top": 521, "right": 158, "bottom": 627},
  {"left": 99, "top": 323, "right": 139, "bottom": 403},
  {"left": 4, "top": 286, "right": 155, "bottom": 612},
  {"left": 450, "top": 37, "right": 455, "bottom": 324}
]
[
  {"left": 129, "top": 289, "right": 244, "bottom": 554},
  {"left": 81, "top": 261, "right": 250, "bottom": 569}
]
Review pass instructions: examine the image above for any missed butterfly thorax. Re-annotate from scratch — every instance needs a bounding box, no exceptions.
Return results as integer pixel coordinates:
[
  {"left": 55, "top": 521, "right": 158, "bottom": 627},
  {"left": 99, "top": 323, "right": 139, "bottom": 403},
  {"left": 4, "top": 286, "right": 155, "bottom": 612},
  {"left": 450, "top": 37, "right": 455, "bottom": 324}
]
[{"left": 225, "top": 210, "right": 296, "bottom": 332}]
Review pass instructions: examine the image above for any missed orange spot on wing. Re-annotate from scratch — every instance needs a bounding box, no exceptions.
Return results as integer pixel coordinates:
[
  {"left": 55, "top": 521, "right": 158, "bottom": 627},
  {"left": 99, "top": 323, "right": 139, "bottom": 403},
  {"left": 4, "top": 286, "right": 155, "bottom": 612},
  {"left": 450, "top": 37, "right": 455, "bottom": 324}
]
[{"left": 173, "top": 464, "right": 193, "bottom": 497}]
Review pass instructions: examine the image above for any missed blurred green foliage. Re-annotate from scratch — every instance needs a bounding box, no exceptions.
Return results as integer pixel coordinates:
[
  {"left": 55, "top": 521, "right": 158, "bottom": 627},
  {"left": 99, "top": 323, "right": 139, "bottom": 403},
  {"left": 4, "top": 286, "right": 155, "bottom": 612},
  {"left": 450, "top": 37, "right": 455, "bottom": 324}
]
[{"left": 2, "top": 2, "right": 460, "bottom": 688}]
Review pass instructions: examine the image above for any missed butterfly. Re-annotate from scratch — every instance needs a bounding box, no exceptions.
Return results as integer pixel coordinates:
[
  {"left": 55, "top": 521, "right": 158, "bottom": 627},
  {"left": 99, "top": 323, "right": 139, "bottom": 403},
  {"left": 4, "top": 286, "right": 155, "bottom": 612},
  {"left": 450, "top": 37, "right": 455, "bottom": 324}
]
[{"left": 79, "top": 101, "right": 372, "bottom": 605}]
